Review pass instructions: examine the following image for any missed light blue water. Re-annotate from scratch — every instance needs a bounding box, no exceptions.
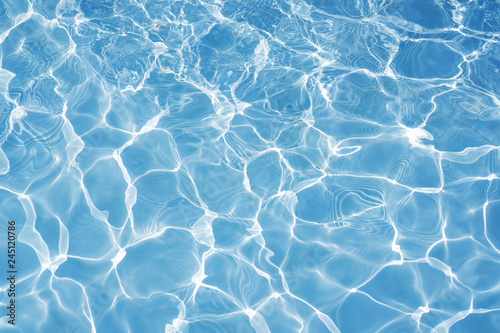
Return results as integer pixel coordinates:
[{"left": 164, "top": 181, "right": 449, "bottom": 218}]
[{"left": 0, "top": 0, "right": 500, "bottom": 332}]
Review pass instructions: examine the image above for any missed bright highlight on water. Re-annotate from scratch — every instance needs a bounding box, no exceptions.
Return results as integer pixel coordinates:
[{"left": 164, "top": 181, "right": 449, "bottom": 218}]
[{"left": 0, "top": 0, "right": 499, "bottom": 332}]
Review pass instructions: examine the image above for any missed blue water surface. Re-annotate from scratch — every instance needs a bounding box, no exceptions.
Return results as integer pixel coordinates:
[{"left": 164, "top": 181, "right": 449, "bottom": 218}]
[{"left": 1, "top": 0, "right": 500, "bottom": 332}]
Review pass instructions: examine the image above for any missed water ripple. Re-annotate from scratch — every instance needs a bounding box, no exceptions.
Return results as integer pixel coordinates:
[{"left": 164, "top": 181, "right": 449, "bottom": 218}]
[{"left": 0, "top": 0, "right": 499, "bottom": 332}]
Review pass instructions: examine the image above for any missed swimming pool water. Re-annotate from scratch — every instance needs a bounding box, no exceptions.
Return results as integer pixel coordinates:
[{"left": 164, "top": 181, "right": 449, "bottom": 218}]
[{"left": 0, "top": 0, "right": 500, "bottom": 332}]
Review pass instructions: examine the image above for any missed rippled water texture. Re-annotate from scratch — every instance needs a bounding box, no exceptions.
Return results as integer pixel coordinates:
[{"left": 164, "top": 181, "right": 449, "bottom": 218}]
[{"left": 1, "top": 0, "right": 500, "bottom": 332}]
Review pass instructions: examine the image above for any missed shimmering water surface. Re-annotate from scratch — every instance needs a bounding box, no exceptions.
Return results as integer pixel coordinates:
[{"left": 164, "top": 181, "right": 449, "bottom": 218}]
[{"left": 1, "top": 0, "right": 500, "bottom": 332}]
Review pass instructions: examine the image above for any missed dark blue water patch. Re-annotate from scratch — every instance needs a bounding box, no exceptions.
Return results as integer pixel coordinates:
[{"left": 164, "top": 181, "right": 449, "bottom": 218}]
[
  {"left": 79, "top": 0, "right": 116, "bottom": 18},
  {"left": 459, "top": 257, "right": 500, "bottom": 291},
  {"left": 21, "top": 77, "right": 65, "bottom": 113},
  {"left": 188, "top": 161, "right": 246, "bottom": 214},
  {"left": 121, "top": 130, "right": 179, "bottom": 179},
  {"left": 460, "top": 0, "right": 500, "bottom": 32},
  {"left": 198, "top": 29, "right": 259, "bottom": 85},
  {"left": 396, "top": 192, "right": 442, "bottom": 237},
  {"left": 336, "top": 289, "right": 404, "bottom": 331},
  {"left": 247, "top": 150, "right": 282, "bottom": 198},
  {"left": 333, "top": 28, "right": 386, "bottom": 71},
  {"left": 234, "top": 68, "right": 311, "bottom": 117},
  {"left": 392, "top": 82, "right": 450, "bottom": 128},
  {"left": 329, "top": 72, "right": 396, "bottom": 124},
  {"left": 451, "top": 33, "right": 484, "bottom": 54},
  {"left": 89, "top": 16, "right": 143, "bottom": 35},
  {"left": 143, "top": 0, "right": 172, "bottom": 19},
  {"left": 105, "top": 294, "right": 181, "bottom": 333},
  {"left": 442, "top": 150, "right": 499, "bottom": 185},
  {"left": 105, "top": 89, "right": 160, "bottom": 132},
  {"left": 6, "top": 75, "right": 35, "bottom": 105},
  {"left": 191, "top": 286, "right": 243, "bottom": 317},
  {"left": 51, "top": 54, "right": 90, "bottom": 95},
  {"left": 392, "top": 40, "right": 463, "bottom": 79},
  {"left": 235, "top": 34, "right": 261, "bottom": 55},
  {"left": 1, "top": 19, "right": 68, "bottom": 79},
  {"left": 100, "top": 33, "right": 154, "bottom": 88},
  {"left": 327, "top": 137, "right": 443, "bottom": 189},
  {"left": 295, "top": 183, "right": 333, "bottom": 224},
  {"left": 221, "top": 0, "right": 287, "bottom": 32},
  {"left": 268, "top": 86, "right": 311, "bottom": 115},
  {"left": 157, "top": 92, "right": 215, "bottom": 130},
  {"left": 485, "top": 201, "right": 500, "bottom": 249},
  {"left": 0, "top": 100, "right": 15, "bottom": 142},
  {"left": 275, "top": 122, "right": 310, "bottom": 149},
  {"left": 66, "top": 80, "right": 109, "bottom": 136},
  {"left": 311, "top": 110, "right": 384, "bottom": 140},
  {"left": 81, "top": 126, "right": 133, "bottom": 149},
  {"left": 224, "top": 128, "right": 269, "bottom": 159},
  {"left": 179, "top": 2, "right": 211, "bottom": 24},
  {"left": 428, "top": 87, "right": 500, "bottom": 151},
  {"left": 203, "top": 251, "right": 274, "bottom": 305},
  {"left": 0, "top": 0, "right": 14, "bottom": 34},
  {"left": 117, "top": 228, "right": 202, "bottom": 294},
  {"left": 198, "top": 44, "right": 219, "bottom": 82},
  {"left": 383, "top": 0, "right": 455, "bottom": 29},
  {"left": 201, "top": 24, "right": 236, "bottom": 52},
  {"left": 360, "top": 264, "right": 426, "bottom": 311},
  {"left": 242, "top": 112, "right": 284, "bottom": 143},
  {"left": 114, "top": 0, "right": 151, "bottom": 25},
  {"left": 89, "top": 31, "right": 116, "bottom": 61},
  {"left": 439, "top": 187, "right": 486, "bottom": 240},
  {"left": 184, "top": 314, "right": 255, "bottom": 332},
  {"left": 309, "top": 0, "right": 365, "bottom": 17},
  {"left": 233, "top": 72, "right": 269, "bottom": 103},
  {"left": 450, "top": 311, "right": 500, "bottom": 333},
  {"left": 84, "top": 158, "right": 128, "bottom": 228},
  {"left": 1, "top": 0, "right": 30, "bottom": 18},
  {"left": 245, "top": 6, "right": 286, "bottom": 32},
  {"left": 469, "top": 44, "right": 500, "bottom": 95},
  {"left": 55, "top": 0, "right": 80, "bottom": 17},
  {"left": 132, "top": 171, "right": 204, "bottom": 229},
  {"left": 33, "top": 0, "right": 59, "bottom": 19},
  {"left": 63, "top": 195, "right": 116, "bottom": 258},
  {"left": 212, "top": 217, "right": 252, "bottom": 249},
  {"left": 166, "top": 130, "right": 203, "bottom": 160}
]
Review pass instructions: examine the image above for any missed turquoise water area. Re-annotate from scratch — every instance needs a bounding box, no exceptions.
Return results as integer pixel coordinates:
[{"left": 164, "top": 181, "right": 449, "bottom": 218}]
[{"left": 1, "top": 0, "right": 500, "bottom": 332}]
